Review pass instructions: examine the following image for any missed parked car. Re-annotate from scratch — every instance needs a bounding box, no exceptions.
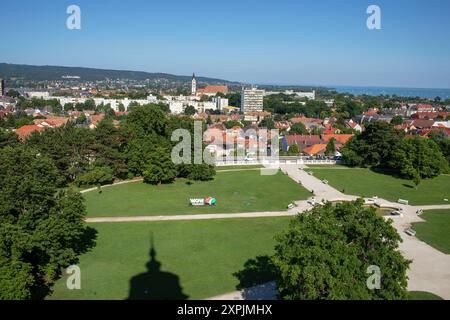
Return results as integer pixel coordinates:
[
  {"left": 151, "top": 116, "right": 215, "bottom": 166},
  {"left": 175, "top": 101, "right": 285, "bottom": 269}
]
[
  {"left": 287, "top": 203, "right": 295, "bottom": 209},
  {"left": 390, "top": 210, "right": 403, "bottom": 217},
  {"left": 405, "top": 228, "right": 417, "bottom": 237},
  {"left": 416, "top": 209, "right": 423, "bottom": 215}
]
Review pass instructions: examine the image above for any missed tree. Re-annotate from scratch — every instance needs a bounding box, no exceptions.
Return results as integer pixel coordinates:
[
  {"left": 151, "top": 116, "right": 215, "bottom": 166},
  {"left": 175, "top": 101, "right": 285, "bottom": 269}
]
[
  {"left": 428, "top": 130, "right": 450, "bottom": 165},
  {"left": 288, "top": 123, "right": 308, "bottom": 135},
  {"left": 184, "top": 105, "right": 197, "bottom": 116},
  {"left": 389, "top": 136, "right": 448, "bottom": 179},
  {"left": 326, "top": 138, "right": 336, "bottom": 156},
  {"left": 76, "top": 165, "right": 114, "bottom": 187},
  {"left": 27, "top": 124, "right": 95, "bottom": 185},
  {"left": 143, "top": 147, "right": 177, "bottom": 185},
  {"left": 223, "top": 120, "right": 243, "bottom": 129},
  {"left": 0, "top": 129, "right": 19, "bottom": 149},
  {"left": 273, "top": 200, "right": 410, "bottom": 300},
  {"left": 183, "top": 164, "right": 216, "bottom": 181},
  {"left": 0, "top": 145, "right": 91, "bottom": 299},
  {"left": 15, "top": 117, "right": 34, "bottom": 129},
  {"left": 390, "top": 115, "right": 403, "bottom": 126},
  {"left": 259, "top": 117, "right": 275, "bottom": 129},
  {"left": 341, "top": 121, "right": 403, "bottom": 167},
  {"left": 287, "top": 143, "right": 299, "bottom": 155},
  {"left": 75, "top": 112, "right": 87, "bottom": 125},
  {"left": 6, "top": 89, "right": 20, "bottom": 98},
  {"left": 124, "top": 104, "right": 172, "bottom": 176}
]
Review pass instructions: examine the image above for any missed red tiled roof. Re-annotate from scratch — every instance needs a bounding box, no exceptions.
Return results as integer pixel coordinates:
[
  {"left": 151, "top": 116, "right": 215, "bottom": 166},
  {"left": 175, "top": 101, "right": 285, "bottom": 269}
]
[
  {"left": 416, "top": 104, "right": 434, "bottom": 110},
  {"left": 285, "top": 135, "right": 322, "bottom": 147},
  {"left": 322, "top": 134, "right": 354, "bottom": 145},
  {"left": 290, "top": 116, "right": 322, "bottom": 124},
  {"left": 303, "top": 144, "right": 327, "bottom": 156},
  {"left": 15, "top": 125, "right": 45, "bottom": 140},
  {"left": 411, "top": 119, "right": 435, "bottom": 129},
  {"left": 197, "top": 85, "right": 229, "bottom": 94},
  {"left": 411, "top": 112, "right": 450, "bottom": 120}
]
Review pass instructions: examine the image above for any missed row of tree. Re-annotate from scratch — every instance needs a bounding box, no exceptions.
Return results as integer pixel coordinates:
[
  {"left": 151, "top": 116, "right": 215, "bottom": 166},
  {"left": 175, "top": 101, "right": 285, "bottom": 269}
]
[
  {"left": 342, "top": 122, "right": 449, "bottom": 182},
  {"left": 1, "top": 104, "right": 216, "bottom": 187}
]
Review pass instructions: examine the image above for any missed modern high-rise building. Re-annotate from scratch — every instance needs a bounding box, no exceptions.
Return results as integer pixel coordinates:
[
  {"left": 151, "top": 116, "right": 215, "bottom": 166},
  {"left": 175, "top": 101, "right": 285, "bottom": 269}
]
[
  {"left": 191, "top": 73, "right": 197, "bottom": 96},
  {"left": 0, "top": 78, "right": 5, "bottom": 96},
  {"left": 241, "top": 87, "right": 265, "bottom": 113}
]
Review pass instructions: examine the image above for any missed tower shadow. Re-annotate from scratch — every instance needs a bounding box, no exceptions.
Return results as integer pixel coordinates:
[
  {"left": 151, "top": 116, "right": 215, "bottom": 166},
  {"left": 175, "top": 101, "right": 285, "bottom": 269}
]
[{"left": 128, "top": 235, "right": 188, "bottom": 300}]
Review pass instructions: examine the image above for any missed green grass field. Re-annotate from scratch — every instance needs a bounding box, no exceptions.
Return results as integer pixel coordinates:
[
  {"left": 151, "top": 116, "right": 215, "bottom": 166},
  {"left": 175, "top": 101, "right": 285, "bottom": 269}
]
[
  {"left": 412, "top": 210, "right": 450, "bottom": 254},
  {"left": 306, "top": 168, "right": 450, "bottom": 205},
  {"left": 215, "top": 165, "right": 263, "bottom": 171},
  {"left": 48, "top": 218, "right": 290, "bottom": 300},
  {"left": 84, "top": 170, "right": 310, "bottom": 217}
]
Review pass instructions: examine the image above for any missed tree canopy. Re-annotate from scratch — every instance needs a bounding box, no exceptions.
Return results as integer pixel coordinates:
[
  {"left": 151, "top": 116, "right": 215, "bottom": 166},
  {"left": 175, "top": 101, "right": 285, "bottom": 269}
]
[
  {"left": 0, "top": 145, "right": 92, "bottom": 299},
  {"left": 273, "top": 200, "right": 410, "bottom": 300}
]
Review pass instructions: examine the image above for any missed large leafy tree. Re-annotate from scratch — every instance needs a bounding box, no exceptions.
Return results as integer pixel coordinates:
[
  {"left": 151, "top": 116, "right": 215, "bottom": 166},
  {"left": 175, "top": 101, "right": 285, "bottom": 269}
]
[
  {"left": 273, "top": 200, "right": 410, "bottom": 300},
  {"left": 26, "top": 124, "right": 95, "bottom": 185},
  {"left": 342, "top": 121, "right": 403, "bottom": 167},
  {"left": 0, "top": 129, "right": 19, "bottom": 149},
  {"left": 0, "top": 145, "right": 91, "bottom": 300},
  {"left": 124, "top": 104, "right": 172, "bottom": 176},
  {"left": 143, "top": 147, "right": 177, "bottom": 184},
  {"left": 428, "top": 130, "right": 450, "bottom": 165},
  {"left": 389, "top": 136, "right": 449, "bottom": 179},
  {"left": 91, "top": 119, "right": 129, "bottom": 179}
]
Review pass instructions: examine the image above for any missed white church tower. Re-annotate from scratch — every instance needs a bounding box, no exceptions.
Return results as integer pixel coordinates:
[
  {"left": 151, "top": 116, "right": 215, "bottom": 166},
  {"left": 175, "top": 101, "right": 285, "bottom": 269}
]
[{"left": 191, "top": 73, "right": 197, "bottom": 96}]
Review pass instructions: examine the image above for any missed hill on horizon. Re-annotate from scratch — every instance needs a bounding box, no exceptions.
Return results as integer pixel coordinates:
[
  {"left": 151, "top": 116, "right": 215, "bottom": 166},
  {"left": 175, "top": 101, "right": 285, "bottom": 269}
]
[{"left": 0, "top": 63, "right": 240, "bottom": 84}]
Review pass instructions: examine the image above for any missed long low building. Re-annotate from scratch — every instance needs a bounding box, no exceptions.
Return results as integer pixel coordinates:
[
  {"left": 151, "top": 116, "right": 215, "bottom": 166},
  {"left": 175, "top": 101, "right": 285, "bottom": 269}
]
[{"left": 41, "top": 95, "right": 159, "bottom": 111}]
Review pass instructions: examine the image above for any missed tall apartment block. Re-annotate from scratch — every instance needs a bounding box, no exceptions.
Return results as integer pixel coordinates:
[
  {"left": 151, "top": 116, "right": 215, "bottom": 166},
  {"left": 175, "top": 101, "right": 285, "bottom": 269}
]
[
  {"left": 0, "top": 78, "right": 5, "bottom": 96},
  {"left": 241, "top": 87, "right": 265, "bottom": 113}
]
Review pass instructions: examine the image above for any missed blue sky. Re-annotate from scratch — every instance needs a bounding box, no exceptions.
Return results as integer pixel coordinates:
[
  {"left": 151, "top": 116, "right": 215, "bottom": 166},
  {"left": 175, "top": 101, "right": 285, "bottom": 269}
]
[{"left": 1, "top": 0, "right": 449, "bottom": 88}]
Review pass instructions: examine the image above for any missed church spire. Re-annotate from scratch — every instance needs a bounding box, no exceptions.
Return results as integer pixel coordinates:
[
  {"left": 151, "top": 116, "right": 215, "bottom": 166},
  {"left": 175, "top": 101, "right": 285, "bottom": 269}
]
[{"left": 191, "top": 72, "right": 197, "bottom": 95}]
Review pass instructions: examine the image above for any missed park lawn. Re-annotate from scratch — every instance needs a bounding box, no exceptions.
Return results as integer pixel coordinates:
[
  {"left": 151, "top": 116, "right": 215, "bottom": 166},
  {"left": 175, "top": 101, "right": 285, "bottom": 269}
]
[
  {"left": 84, "top": 170, "right": 310, "bottom": 217},
  {"left": 305, "top": 168, "right": 450, "bottom": 205},
  {"left": 412, "top": 210, "right": 450, "bottom": 254},
  {"left": 48, "top": 217, "right": 290, "bottom": 300}
]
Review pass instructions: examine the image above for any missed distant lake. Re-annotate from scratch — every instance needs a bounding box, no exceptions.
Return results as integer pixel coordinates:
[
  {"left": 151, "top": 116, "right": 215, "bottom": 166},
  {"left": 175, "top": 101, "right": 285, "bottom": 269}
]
[{"left": 332, "top": 86, "right": 450, "bottom": 100}]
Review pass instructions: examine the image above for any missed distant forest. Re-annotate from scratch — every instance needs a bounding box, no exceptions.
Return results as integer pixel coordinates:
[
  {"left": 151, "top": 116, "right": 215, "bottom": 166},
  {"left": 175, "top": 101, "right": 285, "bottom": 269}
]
[{"left": 0, "top": 63, "right": 239, "bottom": 84}]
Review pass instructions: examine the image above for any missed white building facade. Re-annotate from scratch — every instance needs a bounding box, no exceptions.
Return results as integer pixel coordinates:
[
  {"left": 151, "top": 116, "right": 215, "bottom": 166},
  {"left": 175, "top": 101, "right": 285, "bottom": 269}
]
[{"left": 241, "top": 87, "right": 265, "bottom": 113}]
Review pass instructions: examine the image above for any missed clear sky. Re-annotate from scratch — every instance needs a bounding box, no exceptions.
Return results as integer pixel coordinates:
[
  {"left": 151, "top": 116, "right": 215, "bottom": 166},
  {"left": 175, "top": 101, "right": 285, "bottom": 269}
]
[{"left": 1, "top": 0, "right": 449, "bottom": 88}]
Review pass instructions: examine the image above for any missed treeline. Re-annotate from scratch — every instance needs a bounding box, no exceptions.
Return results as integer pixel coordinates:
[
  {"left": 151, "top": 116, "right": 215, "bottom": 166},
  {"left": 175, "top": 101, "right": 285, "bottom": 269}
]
[
  {"left": 342, "top": 122, "right": 449, "bottom": 183},
  {"left": 1, "top": 104, "right": 216, "bottom": 188}
]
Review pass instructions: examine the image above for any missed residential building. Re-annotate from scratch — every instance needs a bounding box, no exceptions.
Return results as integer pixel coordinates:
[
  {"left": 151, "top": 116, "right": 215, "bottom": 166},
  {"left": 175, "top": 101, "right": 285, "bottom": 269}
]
[
  {"left": 265, "top": 90, "right": 316, "bottom": 100},
  {"left": 212, "top": 97, "right": 229, "bottom": 111},
  {"left": 0, "top": 78, "right": 5, "bottom": 96},
  {"left": 26, "top": 91, "right": 50, "bottom": 99},
  {"left": 15, "top": 125, "right": 45, "bottom": 141},
  {"left": 241, "top": 87, "right": 265, "bottom": 113}
]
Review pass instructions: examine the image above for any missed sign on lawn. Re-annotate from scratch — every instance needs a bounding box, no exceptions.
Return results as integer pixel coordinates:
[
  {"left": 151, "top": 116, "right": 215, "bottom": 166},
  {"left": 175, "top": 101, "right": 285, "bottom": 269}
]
[{"left": 190, "top": 197, "right": 216, "bottom": 206}]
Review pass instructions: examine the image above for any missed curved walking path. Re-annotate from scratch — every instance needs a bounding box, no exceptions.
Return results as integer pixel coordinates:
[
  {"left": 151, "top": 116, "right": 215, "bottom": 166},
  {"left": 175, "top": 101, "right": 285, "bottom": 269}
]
[{"left": 86, "top": 204, "right": 312, "bottom": 223}]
